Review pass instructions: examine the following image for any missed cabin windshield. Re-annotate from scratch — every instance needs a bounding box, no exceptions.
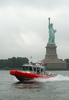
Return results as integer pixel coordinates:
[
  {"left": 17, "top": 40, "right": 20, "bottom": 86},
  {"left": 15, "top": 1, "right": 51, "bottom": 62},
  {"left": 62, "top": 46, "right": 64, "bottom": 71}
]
[
  {"left": 23, "top": 66, "right": 32, "bottom": 71},
  {"left": 33, "top": 66, "right": 44, "bottom": 74},
  {"left": 33, "top": 67, "right": 36, "bottom": 71},
  {"left": 41, "top": 68, "right": 44, "bottom": 72},
  {"left": 22, "top": 64, "right": 45, "bottom": 75}
]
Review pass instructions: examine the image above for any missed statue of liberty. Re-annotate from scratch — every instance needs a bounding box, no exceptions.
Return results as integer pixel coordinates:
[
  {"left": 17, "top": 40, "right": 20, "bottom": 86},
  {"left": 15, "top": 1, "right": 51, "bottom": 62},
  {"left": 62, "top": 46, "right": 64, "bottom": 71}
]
[{"left": 47, "top": 18, "right": 57, "bottom": 44}]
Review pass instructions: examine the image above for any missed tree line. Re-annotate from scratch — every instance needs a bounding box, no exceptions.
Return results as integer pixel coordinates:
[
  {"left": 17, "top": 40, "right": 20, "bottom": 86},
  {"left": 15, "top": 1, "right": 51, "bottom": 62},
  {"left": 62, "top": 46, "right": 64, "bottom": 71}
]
[
  {"left": 65, "top": 59, "right": 69, "bottom": 63},
  {"left": 0, "top": 57, "right": 29, "bottom": 69},
  {"left": 0, "top": 57, "right": 69, "bottom": 69}
]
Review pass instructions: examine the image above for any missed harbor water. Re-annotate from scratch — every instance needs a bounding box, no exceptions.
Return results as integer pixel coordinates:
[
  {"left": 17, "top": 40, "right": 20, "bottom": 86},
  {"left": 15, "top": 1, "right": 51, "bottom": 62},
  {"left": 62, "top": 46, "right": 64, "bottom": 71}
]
[{"left": 0, "top": 70, "right": 69, "bottom": 100}]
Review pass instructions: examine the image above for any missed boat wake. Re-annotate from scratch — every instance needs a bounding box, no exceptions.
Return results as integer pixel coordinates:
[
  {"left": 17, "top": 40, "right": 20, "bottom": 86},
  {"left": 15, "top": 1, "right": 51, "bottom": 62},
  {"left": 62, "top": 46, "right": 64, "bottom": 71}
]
[
  {"left": 13, "top": 74, "right": 69, "bottom": 83},
  {"left": 33, "top": 74, "right": 69, "bottom": 82}
]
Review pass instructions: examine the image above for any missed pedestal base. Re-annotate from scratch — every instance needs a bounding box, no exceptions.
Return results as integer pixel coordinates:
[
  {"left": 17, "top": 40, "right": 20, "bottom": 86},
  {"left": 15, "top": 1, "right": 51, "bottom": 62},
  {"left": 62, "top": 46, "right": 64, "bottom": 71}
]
[{"left": 43, "top": 44, "right": 67, "bottom": 69}]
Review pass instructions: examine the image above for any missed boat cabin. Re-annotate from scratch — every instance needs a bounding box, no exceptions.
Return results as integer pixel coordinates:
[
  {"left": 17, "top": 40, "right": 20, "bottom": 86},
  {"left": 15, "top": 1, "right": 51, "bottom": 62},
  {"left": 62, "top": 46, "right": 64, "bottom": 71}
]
[{"left": 22, "top": 64, "right": 45, "bottom": 75}]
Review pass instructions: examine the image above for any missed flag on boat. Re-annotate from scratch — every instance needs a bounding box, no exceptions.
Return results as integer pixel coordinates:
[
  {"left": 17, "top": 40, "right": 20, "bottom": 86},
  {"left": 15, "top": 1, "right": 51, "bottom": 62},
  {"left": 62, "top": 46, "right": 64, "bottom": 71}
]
[
  {"left": 43, "top": 62, "right": 45, "bottom": 65},
  {"left": 30, "top": 56, "right": 32, "bottom": 59}
]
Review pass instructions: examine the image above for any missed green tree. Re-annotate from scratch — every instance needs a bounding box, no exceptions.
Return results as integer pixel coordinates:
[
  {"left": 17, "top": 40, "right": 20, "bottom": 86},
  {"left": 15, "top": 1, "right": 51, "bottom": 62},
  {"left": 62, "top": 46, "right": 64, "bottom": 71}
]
[
  {"left": 0, "top": 57, "right": 29, "bottom": 69},
  {"left": 64, "top": 59, "right": 69, "bottom": 63}
]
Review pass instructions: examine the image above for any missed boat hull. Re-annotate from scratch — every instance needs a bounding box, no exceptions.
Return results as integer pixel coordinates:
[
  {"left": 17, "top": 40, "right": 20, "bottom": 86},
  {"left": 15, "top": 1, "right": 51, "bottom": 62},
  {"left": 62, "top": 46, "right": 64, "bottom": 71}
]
[
  {"left": 15, "top": 75, "right": 32, "bottom": 81},
  {"left": 10, "top": 70, "right": 56, "bottom": 81}
]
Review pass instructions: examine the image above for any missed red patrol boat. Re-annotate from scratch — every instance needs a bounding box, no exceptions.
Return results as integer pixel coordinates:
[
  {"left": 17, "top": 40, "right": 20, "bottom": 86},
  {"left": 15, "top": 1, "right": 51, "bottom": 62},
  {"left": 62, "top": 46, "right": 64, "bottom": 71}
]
[{"left": 10, "top": 63, "right": 56, "bottom": 81}]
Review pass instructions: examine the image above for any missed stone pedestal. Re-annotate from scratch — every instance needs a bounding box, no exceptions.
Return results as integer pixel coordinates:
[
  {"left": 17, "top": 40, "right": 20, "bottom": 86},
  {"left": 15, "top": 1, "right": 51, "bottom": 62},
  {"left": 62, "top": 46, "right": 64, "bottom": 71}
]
[
  {"left": 45, "top": 44, "right": 58, "bottom": 60},
  {"left": 43, "top": 44, "right": 67, "bottom": 70}
]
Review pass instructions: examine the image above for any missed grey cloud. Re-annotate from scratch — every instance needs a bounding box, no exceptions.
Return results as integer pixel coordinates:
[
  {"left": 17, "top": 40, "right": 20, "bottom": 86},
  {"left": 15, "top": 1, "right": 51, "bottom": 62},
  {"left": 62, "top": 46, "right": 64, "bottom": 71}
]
[
  {"left": 0, "top": 0, "right": 68, "bottom": 10},
  {"left": 0, "top": 0, "right": 69, "bottom": 61}
]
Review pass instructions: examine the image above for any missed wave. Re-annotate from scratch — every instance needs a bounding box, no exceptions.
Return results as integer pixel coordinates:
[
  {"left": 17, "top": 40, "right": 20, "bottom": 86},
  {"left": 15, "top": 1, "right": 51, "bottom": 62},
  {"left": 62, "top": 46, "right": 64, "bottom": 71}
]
[
  {"left": 33, "top": 74, "right": 69, "bottom": 82},
  {"left": 13, "top": 74, "right": 69, "bottom": 83}
]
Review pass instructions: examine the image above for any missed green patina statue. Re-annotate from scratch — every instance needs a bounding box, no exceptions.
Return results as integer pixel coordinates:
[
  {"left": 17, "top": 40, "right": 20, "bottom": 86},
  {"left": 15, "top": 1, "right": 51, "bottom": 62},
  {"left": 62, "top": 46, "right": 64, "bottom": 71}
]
[{"left": 47, "top": 17, "right": 57, "bottom": 44}]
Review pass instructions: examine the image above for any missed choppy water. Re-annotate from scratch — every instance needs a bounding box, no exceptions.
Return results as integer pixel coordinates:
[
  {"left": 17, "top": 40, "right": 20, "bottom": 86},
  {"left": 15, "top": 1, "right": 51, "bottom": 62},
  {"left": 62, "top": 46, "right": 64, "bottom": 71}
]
[{"left": 0, "top": 70, "right": 69, "bottom": 100}]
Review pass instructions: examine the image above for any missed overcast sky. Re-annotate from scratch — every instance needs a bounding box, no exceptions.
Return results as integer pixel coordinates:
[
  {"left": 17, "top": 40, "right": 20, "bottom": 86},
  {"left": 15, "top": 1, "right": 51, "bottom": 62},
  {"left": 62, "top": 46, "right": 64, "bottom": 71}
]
[{"left": 0, "top": 0, "right": 69, "bottom": 62}]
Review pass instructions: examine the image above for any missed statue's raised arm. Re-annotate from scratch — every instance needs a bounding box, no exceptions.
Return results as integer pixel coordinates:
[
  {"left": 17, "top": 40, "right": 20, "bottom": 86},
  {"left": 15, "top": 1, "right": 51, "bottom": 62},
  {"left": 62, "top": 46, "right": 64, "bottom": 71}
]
[
  {"left": 48, "top": 17, "right": 50, "bottom": 30},
  {"left": 47, "top": 17, "right": 57, "bottom": 44}
]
